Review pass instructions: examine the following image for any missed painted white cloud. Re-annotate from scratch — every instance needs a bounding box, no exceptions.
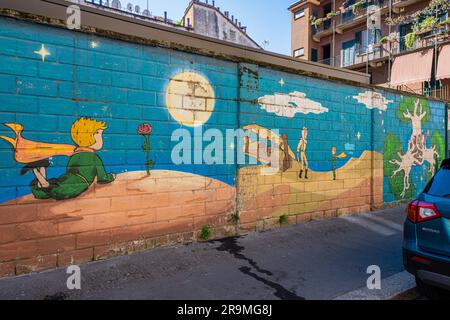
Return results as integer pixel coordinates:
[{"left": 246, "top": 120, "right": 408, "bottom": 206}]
[
  {"left": 258, "top": 91, "right": 329, "bottom": 118},
  {"left": 353, "top": 91, "right": 393, "bottom": 112}
]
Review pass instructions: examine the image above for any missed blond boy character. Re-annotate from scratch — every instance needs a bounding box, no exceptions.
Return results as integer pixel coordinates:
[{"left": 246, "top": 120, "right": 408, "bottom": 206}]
[
  {"left": 332, "top": 146, "right": 347, "bottom": 180},
  {"left": 27, "top": 117, "right": 115, "bottom": 200},
  {"left": 296, "top": 127, "right": 309, "bottom": 179}
]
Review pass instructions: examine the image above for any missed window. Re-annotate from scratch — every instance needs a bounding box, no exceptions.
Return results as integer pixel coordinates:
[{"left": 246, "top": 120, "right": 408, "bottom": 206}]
[
  {"left": 229, "top": 30, "right": 236, "bottom": 41},
  {"left": 424, "top": 167, "right": 450, "bottom": 198},
  {"left": 311, "top": 48, "right": 318, "bottom": 62},
  {"left": 341, "top": 40, "right": 355, "bottom": 67},
  {"left": 358, "top": 29, "right": 381, "bottom": 54},
  {"left": 293, "top": 48, "right": 304, "bottom": 58},
  {"left": 294, "top": 9, "right": 305, "bottom": 20}
]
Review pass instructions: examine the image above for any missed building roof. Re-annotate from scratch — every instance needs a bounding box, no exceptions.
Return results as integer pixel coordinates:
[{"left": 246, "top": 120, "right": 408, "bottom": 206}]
[
  {"left": 183, "top": 0, "right": 261, "bottom": 49},
  {"left": 288, "top": 0, "right": 319, "bottom": 11}
]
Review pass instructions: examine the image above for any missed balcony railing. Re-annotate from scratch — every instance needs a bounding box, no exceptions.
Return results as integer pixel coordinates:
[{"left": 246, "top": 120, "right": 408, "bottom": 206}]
[
  {"left": 396, "top": 27, "right": 450, "bottom": 54},
  {"left": 396, "top": 84, "right": 450, "bottom": 101},
  {"left": 337, "top": 0, "right": 386, "bottom": 26},
  {"left": 311, "top": 18, "right": 332, "bottom": 35},
  {"left": 317, "top": 56, "right": 341, "bottom": 67},
  {"left": 316, "top": 43, "right": 390, "bottom": 68}
]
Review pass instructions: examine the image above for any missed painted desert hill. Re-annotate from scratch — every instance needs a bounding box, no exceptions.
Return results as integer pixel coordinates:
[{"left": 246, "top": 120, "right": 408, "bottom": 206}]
[
  {"left": 0, "top": 170, "right": 236, "bottom": 268},
  {"left": 238, "top": 150, "right": 384, "bottom": 224}
]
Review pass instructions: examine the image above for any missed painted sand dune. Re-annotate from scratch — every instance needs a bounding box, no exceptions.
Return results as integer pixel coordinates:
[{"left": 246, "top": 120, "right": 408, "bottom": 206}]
[
  {"left": 238, "top": 150, "right": 383, "bottom": 223},
  {"left": 0, "top": 170, "right": 236, "bottom": 263}
]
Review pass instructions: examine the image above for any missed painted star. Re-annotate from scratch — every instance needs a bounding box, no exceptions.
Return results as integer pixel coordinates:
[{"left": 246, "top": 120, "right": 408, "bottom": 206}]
[
  {"left": 279, "top": 78, "right": 285, "bottom": 87},
  {"left": 357, "top": 132, "right": 361, "bottom": 140},
  {"left": 90, "top": 41, "right": 99, "bottom": 49},
  {"left": 34, "top": 44, "right": 51, "bottom": 62}
]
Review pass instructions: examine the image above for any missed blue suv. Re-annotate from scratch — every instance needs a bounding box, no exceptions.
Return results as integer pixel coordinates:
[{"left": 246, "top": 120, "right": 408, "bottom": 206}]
[{"left": 403, "top": 159, "right": 450, "bottom": 299}]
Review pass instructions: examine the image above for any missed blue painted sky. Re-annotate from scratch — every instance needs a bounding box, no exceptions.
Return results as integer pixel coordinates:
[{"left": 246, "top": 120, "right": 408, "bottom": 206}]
[{"left": 131, "top": 0, "right": 293, "bottom": 55}]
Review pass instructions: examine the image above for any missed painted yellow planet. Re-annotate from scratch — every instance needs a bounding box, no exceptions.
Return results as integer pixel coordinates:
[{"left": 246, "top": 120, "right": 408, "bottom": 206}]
[{"left": 166, "top": 72, "right": 215, "bottom": 127}]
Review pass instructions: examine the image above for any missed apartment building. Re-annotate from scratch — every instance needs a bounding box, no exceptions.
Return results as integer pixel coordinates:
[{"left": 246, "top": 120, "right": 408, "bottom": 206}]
[{"left": 289, "top": 0, "right": 450, "bottom": 100}]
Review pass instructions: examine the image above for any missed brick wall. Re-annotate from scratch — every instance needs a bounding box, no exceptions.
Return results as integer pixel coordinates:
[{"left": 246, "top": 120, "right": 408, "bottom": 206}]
[{"left": 0, "top": 16, "right": 446, "bottom": 277}]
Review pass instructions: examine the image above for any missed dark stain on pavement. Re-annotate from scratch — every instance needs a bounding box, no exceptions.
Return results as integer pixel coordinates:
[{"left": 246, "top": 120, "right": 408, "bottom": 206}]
[
  {"left": 43, "top": 292, "right": 69, "bottom": 300},
  {"left": 216, "top": 237, "right": 304, "bottom": 300},
  {"left": 239, "top": 267, "right": 305, "bottom": 300},
  {"left": 216, "top": 237, "right": 273, "bottom": 276}
]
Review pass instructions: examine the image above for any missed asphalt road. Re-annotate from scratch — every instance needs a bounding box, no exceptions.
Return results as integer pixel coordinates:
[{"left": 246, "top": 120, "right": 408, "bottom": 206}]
[{"left": 0, "top": 206, "right": 408, "bottom": 300}]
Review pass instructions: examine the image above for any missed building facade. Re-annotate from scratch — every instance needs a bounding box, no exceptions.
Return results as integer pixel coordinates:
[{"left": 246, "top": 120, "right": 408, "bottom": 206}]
[
  {"left": 289, "top": 0, "right": 450, "bottom": 100},
  {"left": 183, "top": 0, "right": 261, "bottom": 49},
  {"left": 74, "top": 0, "right": 261, "bottom": 49}
]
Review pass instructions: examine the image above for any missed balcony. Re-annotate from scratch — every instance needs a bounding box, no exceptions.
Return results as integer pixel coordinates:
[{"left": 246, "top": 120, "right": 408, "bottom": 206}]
[
  {"left": 336, "top": 0, "right": 388, "bottom": 34},
  {"left": 316, "top": 43, "right": 390, "bottom": 69},
  {"left": 317, "top": 56, "right": 341, "bottom": 67},
  {"left": 396, "top": 84, "right": 450, "bottom": 101},
  {"left": 312, "top": 19, "right": 333, "bottom": 42},
  {"left": 392, "top": 0, "right": 424, "bottom": 13},
  {"left": 395, "top": 27, "right": 450, "bottom": 54}
]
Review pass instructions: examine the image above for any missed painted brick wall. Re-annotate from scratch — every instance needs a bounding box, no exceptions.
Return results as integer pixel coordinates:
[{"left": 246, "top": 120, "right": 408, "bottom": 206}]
[{"left": 0, "top": 16, "right": 446, "bottom": 277}]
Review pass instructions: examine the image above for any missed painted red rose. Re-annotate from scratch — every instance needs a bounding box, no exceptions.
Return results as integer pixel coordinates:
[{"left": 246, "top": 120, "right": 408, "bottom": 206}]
[{"left": 138, "top": 123, "right": 152, "bottom": 135}]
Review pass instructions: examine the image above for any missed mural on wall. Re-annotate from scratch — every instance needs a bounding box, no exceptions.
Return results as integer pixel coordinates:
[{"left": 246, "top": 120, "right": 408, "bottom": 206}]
[
  {"left": 0, "top": 118, "right": 115, "bottom": 200},
  {"left": 331, "top": 146, "right": 347, "bottom": 181},
  {"left": 138, "top": 123, "right": 154, "bottom": 176},
  {"left": 353, "top": 90, "right": 393, "bottom": 111},
  {"left": 258, "top": 92, "right": 329, "bottom": 118},
  {"left": 296, "top": 127, "right": 309, "bottom": 179},
  {"left": 384, "top": 98, "right": 445, "bottom": 199},
  {"left": 0, "top": 16, "right": 447, "bottom": 277},
  {"left": 238, "top": 121, "right": 383, "bottom": 220}
]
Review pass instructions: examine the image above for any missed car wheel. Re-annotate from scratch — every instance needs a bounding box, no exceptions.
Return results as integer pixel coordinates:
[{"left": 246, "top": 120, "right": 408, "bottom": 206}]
[{"left": 416, "top": 276, "right": 445, "bottom": 300}]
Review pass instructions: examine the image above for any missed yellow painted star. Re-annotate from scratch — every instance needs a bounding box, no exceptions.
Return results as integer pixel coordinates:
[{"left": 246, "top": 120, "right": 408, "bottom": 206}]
[
  {"left": 34, "top": 44, "right": 51, "bottom": 62},
  {"left": 279, "top": 78, "right": 285, "bottom": 87},
  {"left": 90, "top": 41, "right": 99, "bottom": 49}
]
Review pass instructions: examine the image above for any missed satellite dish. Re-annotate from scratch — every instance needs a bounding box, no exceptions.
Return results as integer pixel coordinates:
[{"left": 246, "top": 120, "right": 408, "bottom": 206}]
[
  {"left": 127, "top": 3, "right": 133, "bottom": 11},
  {"left": 135, "top": 5, "right": 140, "bottom": 13},
  {"left": 143, "top": 9, "right": 150, "bottom": 16},
  {"left": 111, "top": 0, "right": 120, "bottom": 9}
]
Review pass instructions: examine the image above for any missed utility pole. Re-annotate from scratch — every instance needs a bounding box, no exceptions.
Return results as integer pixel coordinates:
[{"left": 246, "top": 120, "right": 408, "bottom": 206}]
[
  {"left": 366, "top": 5, "right": 369, "bottom": 75},
  {"left": 388, "top": 0, "right": 392, "bottom": 88},
  {"left": 332, "top": 0, "right": 336, "bottom": 67}
]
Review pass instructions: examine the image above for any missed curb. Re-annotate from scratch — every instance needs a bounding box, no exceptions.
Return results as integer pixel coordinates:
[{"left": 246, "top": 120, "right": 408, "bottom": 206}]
[{"left": 333, "top": 271, "right": 417, "bottom": 300}]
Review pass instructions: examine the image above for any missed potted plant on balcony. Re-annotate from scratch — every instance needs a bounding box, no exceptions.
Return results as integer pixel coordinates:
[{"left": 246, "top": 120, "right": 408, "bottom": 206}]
[
  {"left": 310, "top": 16, "right": 323, "bottom": 29},
  {"left": 405, "top": 30, "right": 417, "bottom": 50},
  {"left": 350, "top": 0, "right": 366, "bottom": 15},
  {"left": 388, "top": 32, "right": 398, "bottom": 43},
  {"left": 416, "top": 16, "right": 438, "bottom": 35},
  {"left": 373, "top": 36, "right": 387, "bottom": 48},
  {"left": 438, "top": 17, "right": 450, "bottom": 28}
]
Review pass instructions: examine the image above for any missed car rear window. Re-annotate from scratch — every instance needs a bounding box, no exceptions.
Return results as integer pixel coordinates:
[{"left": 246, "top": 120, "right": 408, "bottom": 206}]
[{"left": 423, "top": 168, "right": 450, "bottom": 198}]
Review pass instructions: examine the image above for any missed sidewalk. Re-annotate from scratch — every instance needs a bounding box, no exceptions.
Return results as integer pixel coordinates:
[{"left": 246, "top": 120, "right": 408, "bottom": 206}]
[{"left": 0, "top": 206, "right": 413, "bottom": 300}]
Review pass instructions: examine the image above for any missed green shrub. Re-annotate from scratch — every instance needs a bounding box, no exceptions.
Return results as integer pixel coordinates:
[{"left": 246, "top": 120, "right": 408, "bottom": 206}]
[
  {"left": 279, "top": 215, "right": 288, "bottom": 225},
  {"left": 199, "top": 225, "right": 211, "bottom": 241}
]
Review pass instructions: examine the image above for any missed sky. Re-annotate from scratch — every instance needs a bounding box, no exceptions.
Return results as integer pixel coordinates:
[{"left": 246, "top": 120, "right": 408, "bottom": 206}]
[{"left": 130, "top": 0, "right": 293, "bottom": 55}]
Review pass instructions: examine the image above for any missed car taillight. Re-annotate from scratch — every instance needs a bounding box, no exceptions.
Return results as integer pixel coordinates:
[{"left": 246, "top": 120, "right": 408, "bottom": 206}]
[{"left": 406, "top": 200, "right": 441, "bottom": 223}]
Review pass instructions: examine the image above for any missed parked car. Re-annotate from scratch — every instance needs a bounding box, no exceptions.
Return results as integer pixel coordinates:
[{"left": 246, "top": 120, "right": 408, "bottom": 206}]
[{"left": 403, "top": 159, "right": 450, "bottom": 299}]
